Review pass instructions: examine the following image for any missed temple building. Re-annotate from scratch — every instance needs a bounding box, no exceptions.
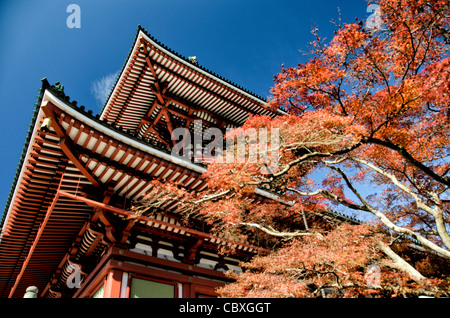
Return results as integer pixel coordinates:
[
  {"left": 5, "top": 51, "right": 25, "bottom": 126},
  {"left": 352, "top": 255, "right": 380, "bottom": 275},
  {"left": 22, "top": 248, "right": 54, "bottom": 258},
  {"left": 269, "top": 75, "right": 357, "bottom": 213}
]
[{"left": 0, "top": 27, "right": 356, "bottom": 298}]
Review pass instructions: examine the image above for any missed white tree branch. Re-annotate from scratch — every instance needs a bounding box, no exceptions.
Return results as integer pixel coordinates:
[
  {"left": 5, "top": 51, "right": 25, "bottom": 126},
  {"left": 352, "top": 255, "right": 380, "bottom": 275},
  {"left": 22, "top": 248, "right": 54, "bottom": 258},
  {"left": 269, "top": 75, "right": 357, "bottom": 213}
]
[
  {"left": 352, "top": 157, "right": 436, "bottom": 215},
  {"left": 377, "top": 242, "right": 425, "bottom": 282},
  {"left": 232, "top": 222, "right": 321, "bottom": 239},
  {"left": 353, "top": 157, "right": 450, "bottom": 250},
  {"left": 293, "top": 161, "right": 450, "bottom": 259}
]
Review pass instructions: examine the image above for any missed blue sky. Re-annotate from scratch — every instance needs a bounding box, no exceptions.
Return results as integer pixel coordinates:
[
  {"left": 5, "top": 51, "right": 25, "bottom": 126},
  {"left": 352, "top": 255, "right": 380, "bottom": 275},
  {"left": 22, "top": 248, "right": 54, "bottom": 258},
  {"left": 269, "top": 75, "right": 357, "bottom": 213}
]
[{"left": 0, "top": 0, "right": 370, "bottom": 215}]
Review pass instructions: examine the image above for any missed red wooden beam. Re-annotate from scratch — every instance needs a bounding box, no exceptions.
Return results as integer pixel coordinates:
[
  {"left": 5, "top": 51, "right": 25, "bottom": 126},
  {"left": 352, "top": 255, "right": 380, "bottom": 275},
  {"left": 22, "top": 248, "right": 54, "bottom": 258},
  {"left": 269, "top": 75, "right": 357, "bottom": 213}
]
[
  {"left": 41, "top": 101, "right": 102, "bottom": 188},
  {"left": 59, "top": 138, "right": 101, "bottom": 188},
  {"left": 57, "top": 190, "right": 268, "bottom": 253},
  {"left": 103, "top": 268, "right": 123, "bottom": 298},
  {"left": 8, "top": 191, "right": 61, "bottom": 297}
]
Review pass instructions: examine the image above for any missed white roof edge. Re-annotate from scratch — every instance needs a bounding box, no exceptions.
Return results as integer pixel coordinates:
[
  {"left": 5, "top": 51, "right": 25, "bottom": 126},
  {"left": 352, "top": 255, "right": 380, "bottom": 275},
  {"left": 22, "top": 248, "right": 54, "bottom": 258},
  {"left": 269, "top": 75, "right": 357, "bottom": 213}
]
[
  {"left": 276, "top": 108, "right": 287, "bottom": 115},
  {"left": 45, "top": 91, "right": 207, "bottom": 174}
]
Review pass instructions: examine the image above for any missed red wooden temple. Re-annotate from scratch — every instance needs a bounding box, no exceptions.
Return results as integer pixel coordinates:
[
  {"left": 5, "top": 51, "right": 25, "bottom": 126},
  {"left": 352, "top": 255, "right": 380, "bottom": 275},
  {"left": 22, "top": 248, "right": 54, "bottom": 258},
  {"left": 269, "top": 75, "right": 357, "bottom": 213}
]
[{"left": 0, "top": 27, "right": 357, "bottom": 298}]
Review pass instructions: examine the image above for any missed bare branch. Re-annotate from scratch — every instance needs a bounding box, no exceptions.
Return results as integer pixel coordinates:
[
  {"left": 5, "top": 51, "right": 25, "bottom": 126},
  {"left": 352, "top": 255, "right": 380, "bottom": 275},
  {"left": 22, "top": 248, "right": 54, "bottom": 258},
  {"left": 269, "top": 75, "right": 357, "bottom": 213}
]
[
  {"left": 353, "top": 157, "right": 450, "bottom": 250},
  {"left": 273, "top": 140, "right": 364, "bottom": 178},
  {"left": 287, "top": 186, "right": 370, "bottom": 212},
  {"left": 352, "top": 157, "right": 436, "bottom": 215},
  {"left": 294, "top": 161, "right": 450, "bottom": 258},
  {"left": 377, "top": 242, "right": 425, "bottom": 282},
  {"left": 364, "top": 137, "right": 450, "bottom": 187},
  {"left": 232, "top": 222, "right": 321, "bottom": 240}
]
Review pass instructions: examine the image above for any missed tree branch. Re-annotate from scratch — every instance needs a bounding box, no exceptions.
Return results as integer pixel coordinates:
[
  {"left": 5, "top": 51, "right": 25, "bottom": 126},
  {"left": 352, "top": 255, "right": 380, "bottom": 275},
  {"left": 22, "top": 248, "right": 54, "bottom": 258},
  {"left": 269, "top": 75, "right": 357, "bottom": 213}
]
[
  {"left": 273, "top": 140, "right": 364, "bottom": 179},
  {"left": 232, "top": 222, "right": 321, "bottom": 240},
  {"left": 377, "top": 242, "right": 425, "bottom": 282},
  {"left": 295, "top": 161, "right": 450, "bottom": 259},
  {"left": 287, "top": 187, "right": 370, "bottom": 212},
  {"left": 352, "top": 157, "right": 436, "bottom": 215},
  {"left": 353, "top": 157, "right": 450, "bottom": 250},
  {"left": 365, "top": 137, "right": 450, "bottom": 187}
]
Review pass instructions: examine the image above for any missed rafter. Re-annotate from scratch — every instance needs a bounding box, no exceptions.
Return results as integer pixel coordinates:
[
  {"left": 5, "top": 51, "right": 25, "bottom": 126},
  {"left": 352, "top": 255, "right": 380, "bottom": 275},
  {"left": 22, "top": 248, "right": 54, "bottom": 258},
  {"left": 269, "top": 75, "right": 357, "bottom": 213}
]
[
  {"left": 162, "top": 108, "right": 177, "bottom": 147},
  {"left": 41, "top": 101, "right": 102, "bottom": 189},
  {"left": 144, "top": 44, "right": 256, "bottom": 117},
  {"left": 139, "top": 42, "right": 233, "bottom": 150},
  {"left": 164, "top": 91, "right": 232, "bottom": 128},
  {"left": 102, "top": 53, "right": 140, "bottom": 120}
]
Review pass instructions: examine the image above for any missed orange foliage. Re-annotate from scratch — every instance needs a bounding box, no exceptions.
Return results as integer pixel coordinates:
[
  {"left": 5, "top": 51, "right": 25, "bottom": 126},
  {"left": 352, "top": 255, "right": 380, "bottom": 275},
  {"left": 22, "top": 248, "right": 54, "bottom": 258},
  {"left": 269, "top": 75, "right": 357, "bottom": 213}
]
[{"left": 134, "top": 0, "right": 450, "bottom": 297}]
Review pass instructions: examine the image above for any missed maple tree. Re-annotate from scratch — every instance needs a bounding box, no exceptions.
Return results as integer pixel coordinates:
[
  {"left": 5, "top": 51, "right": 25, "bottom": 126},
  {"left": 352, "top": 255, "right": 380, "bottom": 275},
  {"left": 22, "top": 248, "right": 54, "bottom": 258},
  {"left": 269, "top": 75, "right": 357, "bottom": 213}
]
[{"left": 132, "top": 0, "right": 450, "bottom": 297}]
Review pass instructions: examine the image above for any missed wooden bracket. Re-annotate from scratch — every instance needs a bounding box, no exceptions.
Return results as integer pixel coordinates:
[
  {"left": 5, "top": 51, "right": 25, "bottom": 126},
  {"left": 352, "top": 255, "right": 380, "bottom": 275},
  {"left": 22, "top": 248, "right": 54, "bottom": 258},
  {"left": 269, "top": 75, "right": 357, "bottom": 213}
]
[{"left": 184, "top": 237, "right": 203, "bottom": 264}]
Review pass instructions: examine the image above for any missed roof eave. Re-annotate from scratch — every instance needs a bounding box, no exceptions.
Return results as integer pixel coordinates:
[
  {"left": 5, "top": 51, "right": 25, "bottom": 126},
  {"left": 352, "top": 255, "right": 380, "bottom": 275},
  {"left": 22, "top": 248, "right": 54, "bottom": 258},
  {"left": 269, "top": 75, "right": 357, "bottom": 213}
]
[{"left": 100, "top": 27, "right": 271, "bottom": 121}]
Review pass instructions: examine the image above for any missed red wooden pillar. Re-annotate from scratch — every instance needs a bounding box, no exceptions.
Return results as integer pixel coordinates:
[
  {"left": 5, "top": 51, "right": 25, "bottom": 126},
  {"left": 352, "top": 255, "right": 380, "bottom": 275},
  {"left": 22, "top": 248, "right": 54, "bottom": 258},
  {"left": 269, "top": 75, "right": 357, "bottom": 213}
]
[{"left": 103, "top": 268, "right": 123, "bottom": 298}]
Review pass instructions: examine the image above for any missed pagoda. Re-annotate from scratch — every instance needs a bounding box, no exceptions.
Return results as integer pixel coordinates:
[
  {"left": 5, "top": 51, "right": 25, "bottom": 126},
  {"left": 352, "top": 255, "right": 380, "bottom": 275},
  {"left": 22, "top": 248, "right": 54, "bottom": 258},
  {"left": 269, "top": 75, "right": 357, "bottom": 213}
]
[{"left": 0, "top": 27, "right": 357, "bottom": 298}]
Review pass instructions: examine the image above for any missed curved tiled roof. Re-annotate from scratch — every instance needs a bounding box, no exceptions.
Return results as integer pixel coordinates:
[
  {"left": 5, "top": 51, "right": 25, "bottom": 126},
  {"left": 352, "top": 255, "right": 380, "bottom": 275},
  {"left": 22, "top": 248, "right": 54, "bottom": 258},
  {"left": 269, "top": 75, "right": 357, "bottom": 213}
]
[
  {"left": 0, "top": 78, "right": 48, "bottom": 228},
  {"left": 100, "top": 25, "right": 268, "bottom": 117},
  {"left": 99, "top": 26, "right": 278, "bottom": 149}
]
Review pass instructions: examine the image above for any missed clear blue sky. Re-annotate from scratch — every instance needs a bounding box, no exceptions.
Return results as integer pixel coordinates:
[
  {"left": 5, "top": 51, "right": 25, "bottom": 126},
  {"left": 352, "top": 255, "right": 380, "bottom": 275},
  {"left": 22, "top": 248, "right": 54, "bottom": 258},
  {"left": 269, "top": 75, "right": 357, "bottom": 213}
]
[{"left": 0, "top": 0, "right": 370, "bottom": 215}]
